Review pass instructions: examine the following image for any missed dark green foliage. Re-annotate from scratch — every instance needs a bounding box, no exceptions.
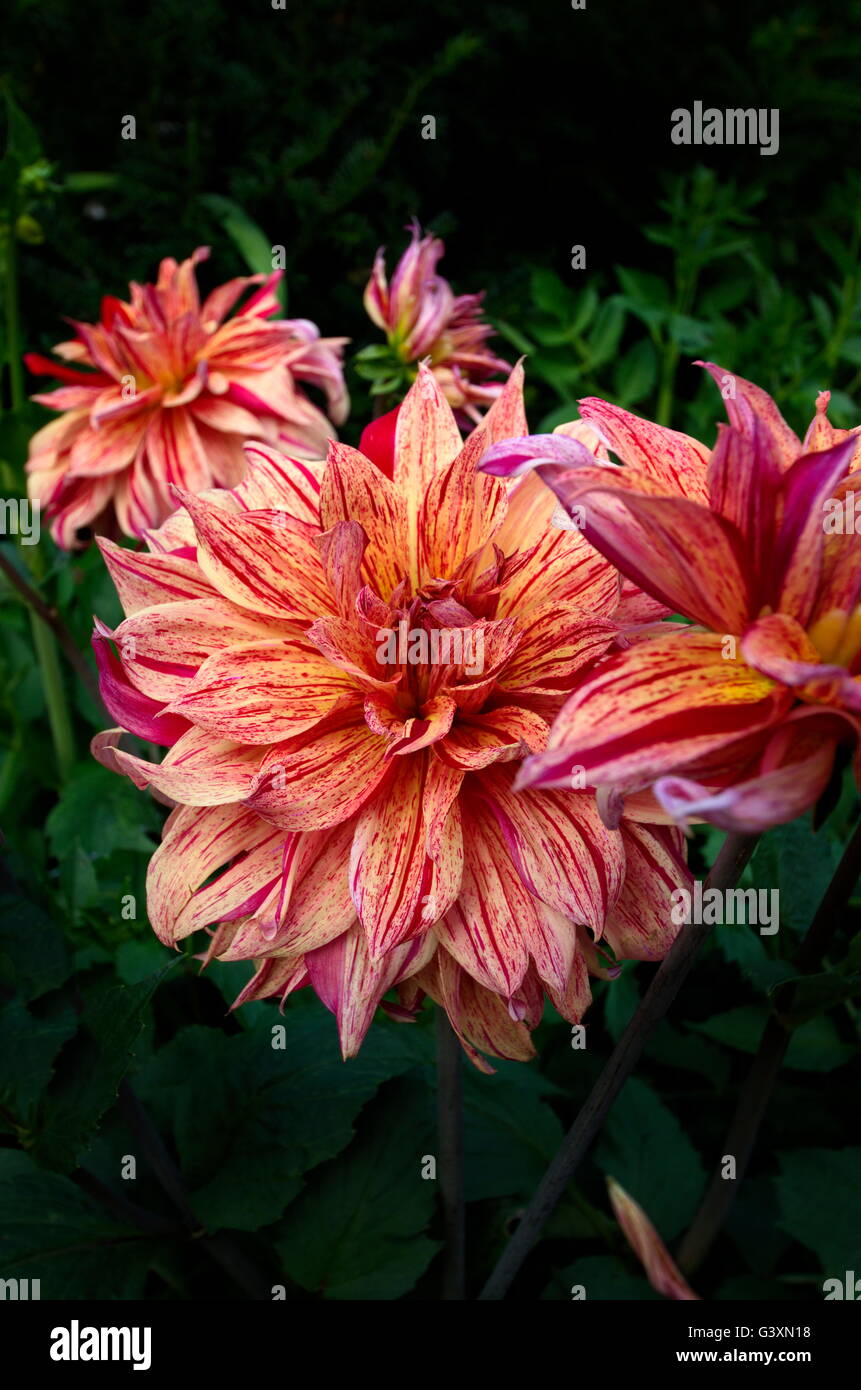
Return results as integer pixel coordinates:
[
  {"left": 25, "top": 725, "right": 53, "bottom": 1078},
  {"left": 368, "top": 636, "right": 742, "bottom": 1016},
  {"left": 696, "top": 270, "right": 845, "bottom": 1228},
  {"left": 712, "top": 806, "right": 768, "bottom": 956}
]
[{"left": 0, "top": 0, "right": 860, "bottom": 1301}]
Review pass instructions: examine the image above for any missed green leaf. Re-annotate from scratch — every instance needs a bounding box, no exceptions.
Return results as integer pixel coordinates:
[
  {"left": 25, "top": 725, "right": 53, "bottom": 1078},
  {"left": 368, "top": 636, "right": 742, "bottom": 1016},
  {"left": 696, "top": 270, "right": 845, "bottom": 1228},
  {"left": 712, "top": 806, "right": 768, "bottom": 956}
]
[
  {"left": 64, "top": 171, "right": 120, "bottom": 193},
  {"left": 46, "top": 763, "right": 162, "bottom": 862},
  {"left": 750, "top": 817, "right": 844, "bottom": 933},
  {"left": 0, "top": 995, "right": 77, "bottom": 1132},
  {"left": 595, "top": 1078, "right": 706, "bottom": 1240},
  {"left": 603, "top": 964, "right": 640, "bottom": 1043},
  {"left": 545, "top": 1254, "right": 660, "bottom": 1301},
  {"left": 461, "top": 1060, "right": 564, "bottom": 1201},
  {"left": 586, "top": 297, "right": 626, "bottom": 368},
  {"left": 529, "top": 268, "right": 575, "bottom": 320},
  {"left": 274, "top": 1078, "right": 439, "bottom": 1299},
  {"left": 0, "top": 895, "right": 71, "bottom": 1002},
  {"left": 0, "top": 1151, "right": 153, "bottom": 1299},
  {"left": 613, "top": 339, "right": 657, "bottom": 405},
  {"left": 690, "top": 1006, "right": 856, "bottom": 1071},
  {"left": 615, "top": 266, "right": 671, "bottom": 309},
  {"left": 776, "top": 1148, "right": 861, "bottom": 1272},
  {"left": 200, "top": 193, "right": 285, "bottom": 310},
  {"left": 29, "top": 964, "right": 174, "bottom": 1172},
  {"left": 136, "top": 1009, "right": 432, "bottom": 1232}
]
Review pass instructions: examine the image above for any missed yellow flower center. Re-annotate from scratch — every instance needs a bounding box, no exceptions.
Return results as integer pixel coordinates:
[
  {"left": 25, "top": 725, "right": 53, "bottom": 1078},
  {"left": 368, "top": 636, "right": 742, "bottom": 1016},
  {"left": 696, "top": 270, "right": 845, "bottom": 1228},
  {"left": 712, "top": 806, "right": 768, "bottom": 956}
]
[{"left": 807, "top": 605, "right": 861, "bottom": 668}]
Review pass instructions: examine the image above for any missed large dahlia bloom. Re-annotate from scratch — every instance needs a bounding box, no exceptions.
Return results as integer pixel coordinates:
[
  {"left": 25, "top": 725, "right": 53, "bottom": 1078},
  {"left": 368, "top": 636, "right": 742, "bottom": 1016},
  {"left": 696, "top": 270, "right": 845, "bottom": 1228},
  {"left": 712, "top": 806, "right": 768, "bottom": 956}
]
[
  {"left": 363, "top": 221, "right": 510, "bottom": 422},
  {"left": 482, "top": 364, "right": 861, "bottom": 832},
  {"left": 92, "top": 364, "right": 689, "bottom": 1068},
  {"left": 26, "top": 246, "right": 348, "bottom": 547}
]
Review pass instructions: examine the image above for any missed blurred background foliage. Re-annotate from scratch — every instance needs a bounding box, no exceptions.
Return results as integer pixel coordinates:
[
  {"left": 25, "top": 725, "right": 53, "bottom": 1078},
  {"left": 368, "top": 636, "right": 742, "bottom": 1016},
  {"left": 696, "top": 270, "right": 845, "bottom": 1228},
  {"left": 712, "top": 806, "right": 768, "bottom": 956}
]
[{"left": 0, "top": 0, "right": 860, "bottom": 1301}]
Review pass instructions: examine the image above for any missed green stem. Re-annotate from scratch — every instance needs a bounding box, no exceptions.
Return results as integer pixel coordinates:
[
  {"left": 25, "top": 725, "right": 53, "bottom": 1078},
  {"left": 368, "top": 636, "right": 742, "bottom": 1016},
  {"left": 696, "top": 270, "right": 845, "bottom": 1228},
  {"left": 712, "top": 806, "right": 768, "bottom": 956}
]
[{"left": 28, "top": 607, "right": 75, "bottom": 781}]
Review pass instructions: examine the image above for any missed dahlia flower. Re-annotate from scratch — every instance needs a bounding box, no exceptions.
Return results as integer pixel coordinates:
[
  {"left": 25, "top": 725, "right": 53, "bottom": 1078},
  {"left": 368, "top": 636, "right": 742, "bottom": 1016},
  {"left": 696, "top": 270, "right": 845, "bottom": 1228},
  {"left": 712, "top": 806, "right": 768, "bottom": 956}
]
[
  {"left": 482, "top": 364, "right": 861, "bottom": 832},
  {"left": 26, "top": 246, "right": 348, "bottom": 547},
  {"left": 362, "top": 221, "right": 510, "bottom": 422},
  {"left": 92, "top": 363, "right": 689, "bottom": 1068}
]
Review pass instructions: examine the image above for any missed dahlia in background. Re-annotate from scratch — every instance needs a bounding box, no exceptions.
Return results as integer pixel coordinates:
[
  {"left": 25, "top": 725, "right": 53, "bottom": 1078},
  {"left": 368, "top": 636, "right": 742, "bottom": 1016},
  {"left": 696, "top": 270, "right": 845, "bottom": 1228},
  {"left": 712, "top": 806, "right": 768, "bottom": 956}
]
[
  {"left": 26, "top": 246, "right": 348, "bottom": 547},
  {"left": 482, "top": 366, "right": 861, "bottom": 832},
  {"left": 360, "top": 220, "right": 510, "bottom": 422},
  {"left": 91, "top": 363, "right": 690, "bottom": 1069}
]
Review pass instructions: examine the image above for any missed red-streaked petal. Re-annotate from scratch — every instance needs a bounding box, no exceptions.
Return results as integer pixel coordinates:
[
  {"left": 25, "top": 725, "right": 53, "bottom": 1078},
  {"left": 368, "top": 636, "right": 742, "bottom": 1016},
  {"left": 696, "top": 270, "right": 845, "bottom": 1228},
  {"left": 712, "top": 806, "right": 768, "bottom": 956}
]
[
  {"left": 165, "top": 638, "right": 357, "bottom": 743},
  {"left": 179, "top": 489, "right": 333, "bottom": 620},
  {"left": 699, "top": 360, "right": 800, "bottom": 471},
  {"left": 394, "top": 365, "right": 463, "bottom": 584},
  {"left": 147, "top": 803, "right": 270, "bottom": 944},
  {"left": 577, "top": 397, "right": 710, "bottom": 502},
  {"left": 96, "top": 537, "right": 216, "bottom": 615},
  {"left": 350, "top": 752, "right": 463, "bottom": 956},
  {"left": 434, "top": 706, "right": 549, "bottom": 770},
  {"left": 245, "top": 714, "right": 390, "bottom": 830},
  {"left": 520, "top": 628, "right": 790, "bottom": 792},
  {"left": 93, "top": 726, "right": 262, "bottom": 805},
  {"left": 604, "top": 822, "right": 689, "bottom": 961},
  {"left": 499, "top": 601, "right": 617, "bottom": 695},
  {"left": 320, "top": 441, "right": 407, "bottom": 600},
  {"left": 476, "top": 765, "right": 625, "bottom": 933}
]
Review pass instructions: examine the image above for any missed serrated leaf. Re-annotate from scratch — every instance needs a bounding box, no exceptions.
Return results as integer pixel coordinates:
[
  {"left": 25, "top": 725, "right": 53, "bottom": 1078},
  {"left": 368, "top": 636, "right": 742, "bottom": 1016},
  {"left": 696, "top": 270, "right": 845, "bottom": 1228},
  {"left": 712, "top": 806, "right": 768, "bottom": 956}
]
[
  {"left": 776, "top": 1148, "right": 861, "bottom": 1272},
  {"left": 136, "top": 1009, "right": 432, "bottom": 1232},
  {"left": 29, "top": 963, "right": 174, "bottom": 1172},
  {"left": 274, "top": 1078, "right": 439, "bottom": 1299},
  {"left": 595, "top": 1078, "right": 705, "bottom": 1240},
  {"left": 0, "top": 1151, "right": 153, "bottom": 1299}
]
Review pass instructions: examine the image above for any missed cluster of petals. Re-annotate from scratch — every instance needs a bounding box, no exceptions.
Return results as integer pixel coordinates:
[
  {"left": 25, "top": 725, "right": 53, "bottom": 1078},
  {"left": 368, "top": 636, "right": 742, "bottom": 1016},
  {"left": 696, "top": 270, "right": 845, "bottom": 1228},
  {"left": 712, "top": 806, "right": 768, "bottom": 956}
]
[
  {"left": 482, "top": 364, "right": 861, "bottom": 832},
  {"left": 91, "top": 362, "right": 690, "bottom": 1067},
  {"left": 26, "top": 246, "right": 349, "bottom": 547},
  {"left": 364, "top": 221, "right": 510, "bottom": 421}
]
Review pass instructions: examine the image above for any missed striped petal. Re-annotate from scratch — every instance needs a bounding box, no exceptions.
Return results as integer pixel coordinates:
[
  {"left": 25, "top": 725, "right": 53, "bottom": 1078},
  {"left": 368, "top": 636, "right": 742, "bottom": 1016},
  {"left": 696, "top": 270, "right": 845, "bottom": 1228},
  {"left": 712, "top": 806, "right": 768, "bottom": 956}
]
[
  {"left": 93, "top": 726, "right": 262, "bottom": 805},
  {"left": 520, "top": 628, "right": 791, "bottom": 793},
  {"left": 699, "top": 360, "right": 800, "bottom": 471},
  {"left": 604, "top": 822, "right": 689, "bottom": 961},
  {"left": 394, "top": 365, "right": 463, "bottom": 584},
  {"left": 577, "top": 397, "right": 710, "bottom": 502},
  {"left": 147, "top": 803, "right": 270, "bottom": 944},
  {"left": 320, "top": 441, "right": 407, "bottom": 600},
  {"left": 245, "top": 714, "right": 390, "bottom": 830},
  {"left": 179, "top": 490, "right": 333, "bottom": 620},
  {"left": 96, "top": 537, "right": 216, "bottom": 615},
  {"left": 350, "top": 752, "right": 463, "bottom": 956},
  {"left": 165, "top": 638, "right": 356, "bottom": 743},
  {"left": 476, "top": 765, "right": 625, "bottom": 933}
]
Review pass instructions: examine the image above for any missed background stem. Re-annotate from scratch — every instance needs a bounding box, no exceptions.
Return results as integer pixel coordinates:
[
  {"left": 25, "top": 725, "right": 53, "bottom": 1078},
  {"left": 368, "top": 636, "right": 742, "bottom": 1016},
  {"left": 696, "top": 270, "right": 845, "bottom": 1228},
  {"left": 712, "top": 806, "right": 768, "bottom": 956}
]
[
  {"left": 479, "top": 829, "right": 760, "bottom": 1300},
  {"left": 436, "top": 1009, "right": 466, "bottom": 1299},
  {"left": 677, "top": 814, "right": 861, "bottom": 1274}
]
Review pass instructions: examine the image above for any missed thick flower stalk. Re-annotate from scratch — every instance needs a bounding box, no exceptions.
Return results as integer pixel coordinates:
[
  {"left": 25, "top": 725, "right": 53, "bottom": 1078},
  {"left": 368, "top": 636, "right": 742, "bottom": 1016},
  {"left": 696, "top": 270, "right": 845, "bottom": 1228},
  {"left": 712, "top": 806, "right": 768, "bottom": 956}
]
[
  {"left": 482, "top": 364, "right": 861, "bottom": 832},
  {"left": 92, "top": 363, "right": 690, "bottom": 1068},
  {"left": 362, "top": 221, "right": 510, "bottom": 422},
  {"left": 26, "top": 246, "right": 349, "bottom": 547}
]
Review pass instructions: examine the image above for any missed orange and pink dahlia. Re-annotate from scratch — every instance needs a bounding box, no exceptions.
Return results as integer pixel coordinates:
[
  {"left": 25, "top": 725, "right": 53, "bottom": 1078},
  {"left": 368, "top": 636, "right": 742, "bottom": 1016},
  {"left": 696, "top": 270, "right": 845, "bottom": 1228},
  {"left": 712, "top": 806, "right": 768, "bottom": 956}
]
[
  {"left": 91, "top": 363, "right": 689, "bottom": 1068},
  {"left": 482, "top": 365, "right": 861, "bottom": 832},
  {"left": 26, "top": 246, "right": 348, "bottom": 547},
  {"left": 362, "top": 221, "right": 510, "bottom": 422}
]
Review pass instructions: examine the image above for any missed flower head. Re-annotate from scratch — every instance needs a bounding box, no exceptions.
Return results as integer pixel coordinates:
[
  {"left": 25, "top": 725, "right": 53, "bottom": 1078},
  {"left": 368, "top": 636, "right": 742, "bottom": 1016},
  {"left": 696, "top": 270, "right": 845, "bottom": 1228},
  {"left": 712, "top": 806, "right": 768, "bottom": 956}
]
[
  {"left": 26, "top": 246, "right": 349, "bottom": 547},
  {"left": 361, "top": 221, "right": 510, "bottom": 422},
  {"left": 92, "top": 363, "right": 689, "bottom": 1067},
  {"left": 482, "top": 365, "right": 861, "bottom": 832}
]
